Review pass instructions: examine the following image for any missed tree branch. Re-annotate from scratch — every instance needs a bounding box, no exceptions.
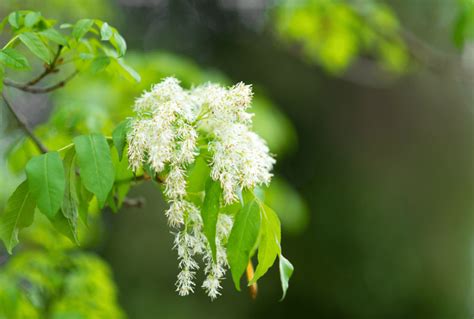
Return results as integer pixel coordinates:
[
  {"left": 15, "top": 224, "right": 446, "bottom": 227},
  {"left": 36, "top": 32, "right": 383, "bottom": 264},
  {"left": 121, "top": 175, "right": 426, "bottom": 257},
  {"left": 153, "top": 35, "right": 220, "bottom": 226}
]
[
  {"left": 1, "top": 92, "right": 48, "bottom": 154},
  {"left": 3, "top": 70, "right": 79, "bottom": 94},
  {"left": 25, "top": 45, "right": 64, "bottom": 87}
]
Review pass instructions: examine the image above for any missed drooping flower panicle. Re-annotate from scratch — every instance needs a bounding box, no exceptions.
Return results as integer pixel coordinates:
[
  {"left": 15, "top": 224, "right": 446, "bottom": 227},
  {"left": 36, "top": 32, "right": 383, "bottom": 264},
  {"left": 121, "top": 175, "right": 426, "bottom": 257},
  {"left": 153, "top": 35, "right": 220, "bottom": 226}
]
[{"left": 127, "top": 77, "right": 274, "bottom": 299}]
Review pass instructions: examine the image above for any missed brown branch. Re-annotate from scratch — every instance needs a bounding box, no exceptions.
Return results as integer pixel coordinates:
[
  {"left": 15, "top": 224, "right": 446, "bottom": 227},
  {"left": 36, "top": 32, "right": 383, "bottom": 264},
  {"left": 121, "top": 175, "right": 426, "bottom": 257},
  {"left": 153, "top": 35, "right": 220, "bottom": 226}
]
[
  {"left": 3, "top": 70, "right": 79, "bottom": 94},
  {"left": 26, "top": 45, "right": 64, "bottom": 87},
  {"left": 1, "top": 92, "right": 48, "bottom": 154}
]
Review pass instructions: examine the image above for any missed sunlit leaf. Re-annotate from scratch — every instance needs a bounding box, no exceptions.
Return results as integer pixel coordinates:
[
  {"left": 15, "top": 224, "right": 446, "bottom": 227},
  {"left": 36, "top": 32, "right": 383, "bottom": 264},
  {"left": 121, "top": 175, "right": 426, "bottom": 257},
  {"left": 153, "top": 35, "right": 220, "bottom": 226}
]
[
  {"left": 74, "top": 134, "right": 114, "bottom": 208},
  {"left": 19, "top": 32, "right": 52, "bottom": 63},
  {"left": 201, "top": 178, "right": 222, "bottom": 261},
  {"left": 0, "top": 180, "right": 36, "bottom": 253},
  {"left": 279, "top": 254, "right": 294, "bottom": 300},
  {"left": 72, "top": 19, "right": 94, "bottom": 40},
  {"left": 227, "top": 199, "right": 261, "bottom": 290},
  {"left": 25, "top": 152, "right": 65, "bottom": 218},
  {"left": 249, "top": 204, "right": 281, "bottom": 284},
  {"left": 0, "top": 48, "right": 30, "bottom": 70}
]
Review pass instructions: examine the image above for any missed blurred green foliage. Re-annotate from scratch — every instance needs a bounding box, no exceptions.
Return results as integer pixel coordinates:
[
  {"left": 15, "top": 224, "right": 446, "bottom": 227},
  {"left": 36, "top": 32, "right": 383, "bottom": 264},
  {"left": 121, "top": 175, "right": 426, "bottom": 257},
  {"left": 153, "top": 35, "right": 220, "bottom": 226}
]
[
  {"left": 0, "top": 249, "right": 124, "bottom": 318},
  {"left": 453, "top": 0, "right": 474, "bottom": 48},
  {"left": 273, "top": 0, "right": 409, "bottom": 74}
]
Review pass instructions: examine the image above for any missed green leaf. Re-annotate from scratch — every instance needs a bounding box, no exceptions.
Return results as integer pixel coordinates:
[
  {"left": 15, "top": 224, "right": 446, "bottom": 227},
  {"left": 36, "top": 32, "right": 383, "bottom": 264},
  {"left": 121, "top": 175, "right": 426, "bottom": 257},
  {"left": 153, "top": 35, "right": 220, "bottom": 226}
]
[
  {"left": 112, "top": 58, "right": 141, "bottom": 82},
  {"left": 61, "top": 148, "right": 79, "bottom": 244},
  {"left": 112, "top": 119, "right": 130, "bottom": 161},
  {"left": 48, "top": 209, "right": 78, "bottom": 244},
  {"left": 111, "top": 31, "right": 127, "bottom": 57},
  {"left": 186, "top": 156, "right": 211, "bottom": 193},
  {"left": 24, "top": 12, "right": 41, "bottom": 28},
  {"left": 8, "top": 12, "right": 21, "bottom": 29},
  {"left": 40, "top": 28, "right": 68, "bottom": 46},
  {"left": 0, "top": 180, "right": 36, "bottom": 253},
  {"left": 227, "top": 200, "right": 261, "bottom": 290},
  {"left": 0, "top": 48, "right": 30, "bottom": 70},
  {"left": 75, "top": 177, "right": 92, "bottom": 227},
  {"left": 19, "top": 32, "right": 52, "bottom": 63},
  {"left": 249, "top": 204, "right": 281, "bottom": 285},
  {"left": 201, "top": 179, "right": 222, "bottom": 261},
  {"left": 279, "top": 254, "right": 294, "bottom": 301},
  {"left": 100, "top": 22, "right": 113, "bottom": 41},
  {"left": 26, "top": 152, "right": 65, "bottom": 218},
  {"left": 72, "top": 19, "right": 94, "bottom": 40},
  {"left": 0, "top": 64, "right": 4, "bottom": 92},
  {"left": 74, "top": 134, "right": 115, "bottom": 208},
  {"left": 89, "top": 56, "right": 111, "bottom": 73}
]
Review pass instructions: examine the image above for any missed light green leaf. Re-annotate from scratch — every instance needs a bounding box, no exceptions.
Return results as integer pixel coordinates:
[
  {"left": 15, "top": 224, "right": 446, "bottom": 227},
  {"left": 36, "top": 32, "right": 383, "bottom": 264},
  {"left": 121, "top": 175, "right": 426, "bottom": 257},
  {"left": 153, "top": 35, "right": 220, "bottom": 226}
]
[
  {"left": 0, "top": 180, "right": 36, "bottom": 253},
  {"left": 112, "top": 119, "right": 130, "bottom": 161},
  {"left": 74, "top": 134, "right": 115, "bottom": 208},
  {"left": 61, "top": 148, "right": 79, "bottom": 244},
  {"left": 249, "top": 204, "right": 281, "bottom": 284},
  {"left": 111, "top": 31, "right": 127, "bottom": 57},
  {"left": 201, "top": 178, "right": 222, "bottom": 261},
  {"left": 100, "top": 22, "right": 113, "bottom": 41},
  {"left": 75, "top": 176, "right": 92, "bottom": 227},
  {"left": 40, "top": 28, "right": 68, "bottom": 46},
  {"left": 112, "top": 58, "right": 141, "bottom": 82},
  {"left": 0, "top": 48, "right": 30, "bottom": 70},
  {"left": 227, "top": 200, "right": 261, "bottom": 290},
  {"left": 8, "top": 12, "right": 21, "bottom": 29},
  {"left": 19, "top": 32, "right": 52, "bottom": 63},
  {"left": 24, "top": 12, "right": 41, "bottom": 28},
  {"left": 26, "top": 152, "right": 65, "bottom": 218},
  {"left": 89, "top": 56, "right": 111, "bottom": 73},
  {"left": 279, "top": 254, "right": 294, "bottom": 301},
  {"left": 72, "top": 19, "right": 94, "bottom": 40},
  {"left": 186, "top": 156, "right": 211, "bottom": 193},
  {"left": 48, "top": 208, "right": 78, "bottom": 244}
]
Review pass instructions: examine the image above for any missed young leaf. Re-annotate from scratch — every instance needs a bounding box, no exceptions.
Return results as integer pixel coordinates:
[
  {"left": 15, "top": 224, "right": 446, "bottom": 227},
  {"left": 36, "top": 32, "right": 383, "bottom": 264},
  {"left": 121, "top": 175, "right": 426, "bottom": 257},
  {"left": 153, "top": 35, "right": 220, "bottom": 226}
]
[
  {"left": 26, "top": 152, "right": 65, "bottom": 218},
  {"left": 19, "top": 32, "right": 51, "bottom": 63},
  {"left": 279, "top": 254, "right": 294, "bottom": 301},
  {"left": 75, "top": 177, "right": 92, "bottom": 226},
  {"left": 40, "top": 28, "right": 68, "bottom": 46},
  {"left": 227, "top": 200, "right": 261, "bottom": 290},
  {"left": 74, "top": 134, "right": 115, "bottom": 208},
  {"left": 100, "top": 22, "right": 113, "bottom": 41},
  {"left": 72, "top": 19, "right": 94, "bottom": 40},
  {"left": 201, "top": 179, "right": 222, "bottom": 261},
  {"left": 89, "top": 56, "right": 111, "bottom": 73},
  {"left": 0, "top": 48, "right": 30, "bottom": 70},
  {"left": 48, "top": 209, "right": 79, "bottom": 244},
  {"left": 24, "top": 12, "right": 41, "bottom": 28},
  {"left": 112, "top": 119, "right": 130, "bottom": 161},
  {"left": 111, "top": 32, "right": 127, "bottom": 57},
  {"left": 112, "top": 58, "right": 141, "bottom": 82},
  {"left": 8, "top": 12, "right": 21, "bottom": 29},
  {"left": 186, "top": 156, "right": 211, "bottom": 193},
  {"left": 61, "top": 148, "right": 79, "bottom": 243},
  {"left": 0, "top": 180, "right": 36, "bottom": 253},
  {"left": 249, "top": 204, "right": 281, "bottom": 285}
]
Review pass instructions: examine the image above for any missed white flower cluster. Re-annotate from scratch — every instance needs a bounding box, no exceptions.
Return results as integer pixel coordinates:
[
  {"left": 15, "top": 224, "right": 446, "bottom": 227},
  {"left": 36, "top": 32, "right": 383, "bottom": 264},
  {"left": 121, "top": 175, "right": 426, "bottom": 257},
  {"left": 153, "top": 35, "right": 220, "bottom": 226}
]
[{"left": 127, "top": 77, "right": 274, "bottom": 298}]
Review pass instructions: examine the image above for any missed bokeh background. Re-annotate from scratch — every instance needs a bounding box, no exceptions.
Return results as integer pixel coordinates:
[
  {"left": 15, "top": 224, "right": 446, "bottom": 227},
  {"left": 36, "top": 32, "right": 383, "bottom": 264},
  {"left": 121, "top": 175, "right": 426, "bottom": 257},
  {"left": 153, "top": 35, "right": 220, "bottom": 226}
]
[{"left": 1, "top": 0, "right": 474, "bottom": 318}]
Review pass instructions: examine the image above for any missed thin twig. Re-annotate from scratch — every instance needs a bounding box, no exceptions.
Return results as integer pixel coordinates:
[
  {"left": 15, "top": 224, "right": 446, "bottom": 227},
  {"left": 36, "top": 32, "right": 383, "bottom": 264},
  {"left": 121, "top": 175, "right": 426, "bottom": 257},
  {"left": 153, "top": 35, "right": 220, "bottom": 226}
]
[
  {"left": 3, "top": 70, "right": 79, "bottom": 94},
  {"left": 1, "top": 92, "right": 48, "bottom": 154},
  {"left": 26, "top": 45, "right": 64, "bottom": 87}
]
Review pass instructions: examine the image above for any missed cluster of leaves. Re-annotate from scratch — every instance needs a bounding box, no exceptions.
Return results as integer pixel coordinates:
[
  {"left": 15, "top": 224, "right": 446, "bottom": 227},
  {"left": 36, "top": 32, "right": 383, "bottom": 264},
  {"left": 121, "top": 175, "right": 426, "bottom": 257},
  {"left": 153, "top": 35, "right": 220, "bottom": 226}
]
[
  {"left": 0, "top": 10, "right": 138, "bottom": 93},
  {"left": 453, "top": 0, "right": 474, "bottom": 48},
  {"left": 0, "top": 133, "right": 132, "bottom": 254},
  {"left": 0, "top": 250, "right": 124, "bottom": 318},
  {"left": 272, "top": 0, "right": 409, "bottom": 74}
]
